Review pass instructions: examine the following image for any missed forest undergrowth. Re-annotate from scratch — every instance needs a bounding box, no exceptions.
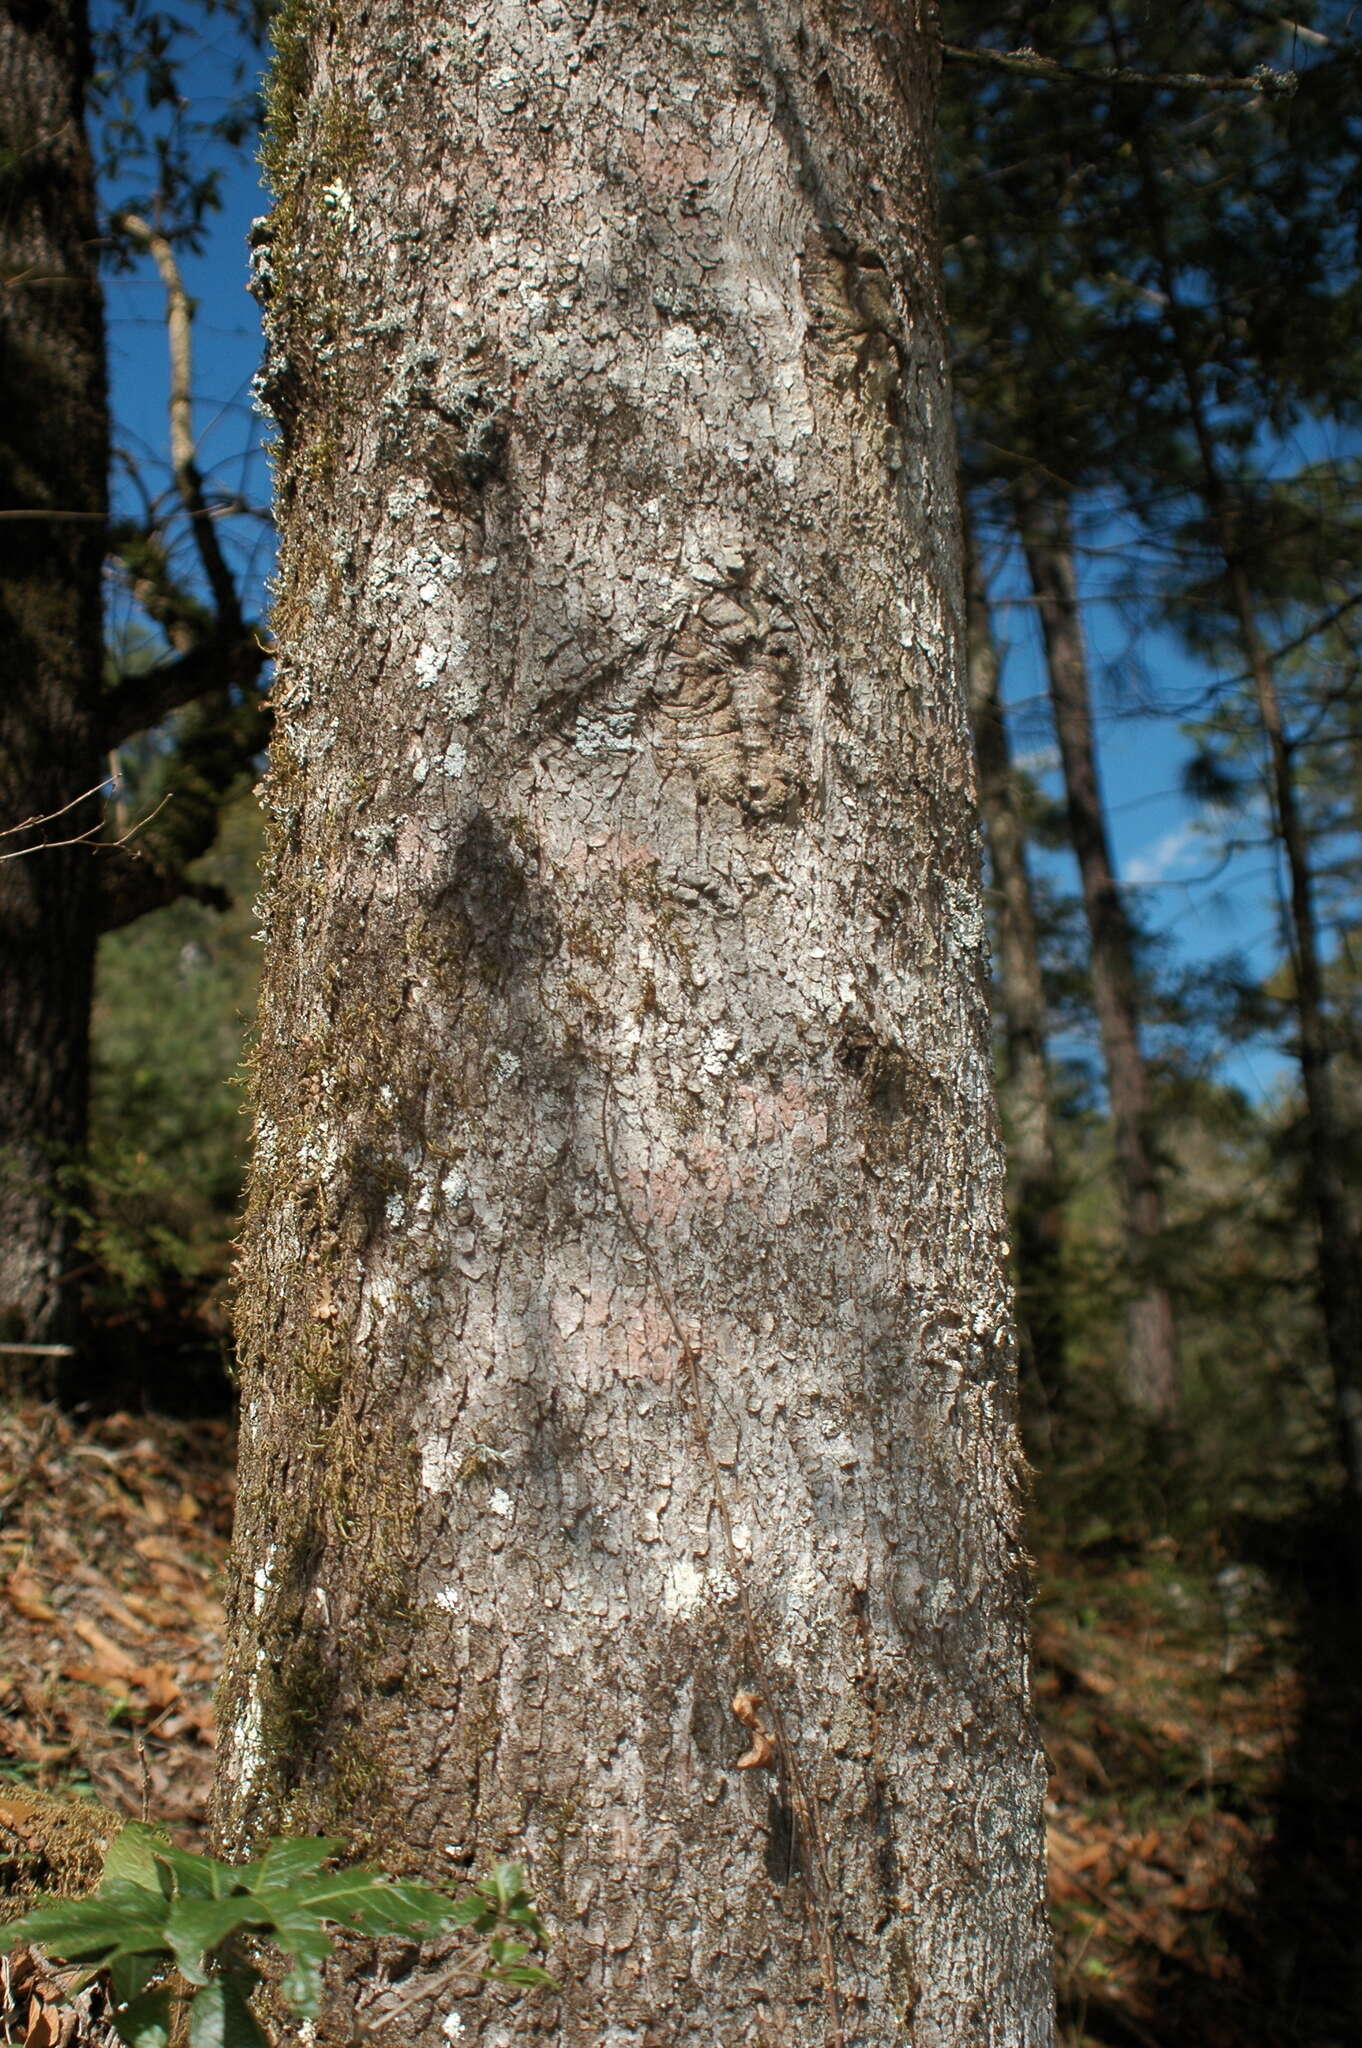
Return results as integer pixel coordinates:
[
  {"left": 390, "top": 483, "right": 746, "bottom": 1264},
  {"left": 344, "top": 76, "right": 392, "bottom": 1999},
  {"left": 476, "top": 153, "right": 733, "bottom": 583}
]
[{"left": 0, "top": 1397, "right": 1356, "bottom": 2046}]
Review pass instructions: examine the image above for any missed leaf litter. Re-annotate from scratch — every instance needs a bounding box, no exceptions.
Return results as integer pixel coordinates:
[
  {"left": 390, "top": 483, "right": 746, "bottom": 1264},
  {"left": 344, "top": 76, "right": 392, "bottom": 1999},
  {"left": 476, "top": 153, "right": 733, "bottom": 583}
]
[{"left": 0, "top": 1400, "right": 1345, "bottom": 2046}]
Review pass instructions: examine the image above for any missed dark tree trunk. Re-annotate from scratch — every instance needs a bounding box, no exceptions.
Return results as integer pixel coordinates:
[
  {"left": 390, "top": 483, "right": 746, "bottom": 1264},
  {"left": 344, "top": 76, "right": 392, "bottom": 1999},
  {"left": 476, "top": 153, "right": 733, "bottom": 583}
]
[
  {"left": 0, "top": 0, "right": 108, "bottom": 1352},
  {"left": 964, "top": 515, "right": 1067, "bottom": 1402},
  {"left": 1014, "top": 483, "right": 1180, "bottom": 1419}
]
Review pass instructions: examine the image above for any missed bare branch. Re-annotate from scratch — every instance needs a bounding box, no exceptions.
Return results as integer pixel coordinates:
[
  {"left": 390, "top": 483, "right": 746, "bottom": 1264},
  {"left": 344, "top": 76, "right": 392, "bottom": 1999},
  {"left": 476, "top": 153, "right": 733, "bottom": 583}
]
[
  {"left": 0, "top": 508, "right": 107, "bottom": 522},
  {"left": 117, "top": 212, "right": 244, "bottom": 631},
  {"left": 1, "top": 782, "right": 109, "bottom": 841},
  {"left": 1192, "top": 591, "right": 1362, "bottom": 708},
  {"left": 0, "top": 791, "right": 173, "bottom": 863},
  {"left": 940, "top": 40, "right": 1299, "bottom": 98}
]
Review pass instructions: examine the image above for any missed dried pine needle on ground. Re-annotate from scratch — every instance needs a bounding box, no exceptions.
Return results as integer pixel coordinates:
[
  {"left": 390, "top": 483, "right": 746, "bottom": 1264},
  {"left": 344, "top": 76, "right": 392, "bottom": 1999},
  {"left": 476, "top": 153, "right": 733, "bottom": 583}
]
[{"left": 1, "top": 1399, "right": 1354, "bottom": 2047}]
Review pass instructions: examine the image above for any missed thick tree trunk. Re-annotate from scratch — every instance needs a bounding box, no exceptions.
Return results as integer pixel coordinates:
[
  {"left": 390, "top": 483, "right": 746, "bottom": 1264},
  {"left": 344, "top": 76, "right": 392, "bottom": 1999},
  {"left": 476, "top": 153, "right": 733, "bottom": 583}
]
[
  {"left": 1013, "top": 483, "right": 1179, "bottom": 1420},
  {"left": 0, "top": 0, "right": 107, "bottom": 1352},
  {"left": 217, "top": 7, "right": 1055, "bottom": 2044},
  {"left": 963, "top": 511, "right": 1067, "bottom": 1400}
]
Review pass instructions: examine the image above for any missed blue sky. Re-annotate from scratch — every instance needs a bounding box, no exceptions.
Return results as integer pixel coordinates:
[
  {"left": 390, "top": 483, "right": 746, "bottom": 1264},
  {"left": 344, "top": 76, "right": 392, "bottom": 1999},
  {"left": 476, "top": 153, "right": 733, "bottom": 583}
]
[
  {"left": 100, "top": 12, "right": 274, "bottom": 637},
  {"left": 969, "top": 519, "right": 1298, "bottom": 1097}
]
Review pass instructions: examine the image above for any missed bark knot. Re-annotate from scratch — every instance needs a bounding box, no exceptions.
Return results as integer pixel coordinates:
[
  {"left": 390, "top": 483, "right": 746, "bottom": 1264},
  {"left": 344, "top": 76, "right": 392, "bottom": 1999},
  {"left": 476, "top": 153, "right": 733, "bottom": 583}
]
[{"left": 655, "top": 584, "right": 803, "bottom": 817}]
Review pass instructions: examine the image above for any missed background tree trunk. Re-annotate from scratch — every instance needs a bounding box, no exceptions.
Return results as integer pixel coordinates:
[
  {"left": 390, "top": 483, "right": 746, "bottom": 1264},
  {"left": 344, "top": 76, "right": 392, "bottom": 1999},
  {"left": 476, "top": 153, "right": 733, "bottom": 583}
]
[
  {"left": 0, "top": 0, "right": 107, "bottom": 1351},
  {"left": 217, "top": 6, "right": 1055, "bottom": 2043},
  {"left": 964, "top": 510, "right": 1067, "bottom": 1401},
  {"left": 1014, "top": 482, "right": 1180, "bottom": 1420},
  {"left": 1119, "top": 103, "right": 1362, "bottom": 1566}
]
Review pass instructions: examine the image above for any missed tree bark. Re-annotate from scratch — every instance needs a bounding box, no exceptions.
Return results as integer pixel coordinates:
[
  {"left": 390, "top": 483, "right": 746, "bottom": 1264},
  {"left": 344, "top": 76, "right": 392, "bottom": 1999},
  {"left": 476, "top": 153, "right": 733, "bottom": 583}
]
[
  {"left": 963, "top": 509, "right": 1067, "bottom": 1401},
  {"left": 217, "top": 6, "right": 1055, "bottom": 2044},
  {"left": 1013, "top": 483, "right": 1180, "bottom": 1419},
  {"left": 0, "top": 0, "right": 108, "bottom": 1351}
]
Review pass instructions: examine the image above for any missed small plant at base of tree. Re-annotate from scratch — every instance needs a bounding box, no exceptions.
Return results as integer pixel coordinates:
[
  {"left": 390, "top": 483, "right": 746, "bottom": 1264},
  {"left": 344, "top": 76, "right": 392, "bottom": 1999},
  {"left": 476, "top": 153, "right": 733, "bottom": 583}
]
[{"left": 1, "top": 1824, "right": 552, "bottom": 2046}]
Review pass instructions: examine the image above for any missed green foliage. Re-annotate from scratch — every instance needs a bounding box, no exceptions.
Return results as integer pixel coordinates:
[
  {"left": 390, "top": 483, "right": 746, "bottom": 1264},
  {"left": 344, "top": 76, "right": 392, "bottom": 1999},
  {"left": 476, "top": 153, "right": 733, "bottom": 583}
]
[{"left": 1, "top": 1826, "right": 552, "bottom": 2047}]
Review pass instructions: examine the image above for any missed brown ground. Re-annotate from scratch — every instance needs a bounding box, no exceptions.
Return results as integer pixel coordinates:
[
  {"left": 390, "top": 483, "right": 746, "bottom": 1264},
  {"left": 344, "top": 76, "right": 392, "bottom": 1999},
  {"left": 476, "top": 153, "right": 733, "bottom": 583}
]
[{"left": 0, "top": 1400, "right": 1356, "bottom": 2046}]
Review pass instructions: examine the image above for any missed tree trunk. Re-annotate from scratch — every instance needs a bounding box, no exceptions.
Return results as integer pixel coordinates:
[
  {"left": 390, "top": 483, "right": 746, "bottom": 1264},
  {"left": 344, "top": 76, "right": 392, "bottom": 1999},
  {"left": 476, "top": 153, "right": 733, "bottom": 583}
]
[
  {"left": 1122, "top": 123, "right": 1359, "bottom": 1548},
  {"left": 1117, "top": 102, "right": 1362, "bottom": 1568},
  {"left": 0, "top": 0, "right": 107, "bottom": 1352},
  {"left": 217, "top": 7, "right": 1055, "bottom": 2044},
  {"left": 1243, "top": 602, "right": 1362, "bottom": 1561},
  {"left": 964, "top": 508, "right": 1067, "bottom": 1401},
  {"left": 1013, "top": 483, "right": 1179, "bottom": 1419}
]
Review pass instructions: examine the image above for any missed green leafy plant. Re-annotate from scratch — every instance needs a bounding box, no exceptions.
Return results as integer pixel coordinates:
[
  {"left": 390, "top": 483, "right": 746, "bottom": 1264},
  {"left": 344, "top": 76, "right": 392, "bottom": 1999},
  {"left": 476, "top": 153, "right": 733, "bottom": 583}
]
[{"left": 1, "top": 1826, "right": 552, "bottom": 2047}]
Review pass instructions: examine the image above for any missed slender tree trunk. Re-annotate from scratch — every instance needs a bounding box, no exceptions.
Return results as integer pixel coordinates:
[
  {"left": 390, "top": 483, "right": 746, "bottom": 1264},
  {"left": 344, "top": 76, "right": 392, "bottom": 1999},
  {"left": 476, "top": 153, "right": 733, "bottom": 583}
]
[
  {"left": 964, "top": 509, "right": 1067, "bottom": 1400},
  {"left": 1013, "top": 483, "right": 1180, "bottom": 1418},
  {"left": 1242, "top": 607, "right": 1362, "bottom": 1548},
  {"left": 0, "top": 0, "right": 107, "bottom": 1352},
  {"left": 216, "top": 5, "right": 1055, "bottom": 2044},
  {"left": 1122, "top": 118, "right": 1362, "bottom": 1560}
]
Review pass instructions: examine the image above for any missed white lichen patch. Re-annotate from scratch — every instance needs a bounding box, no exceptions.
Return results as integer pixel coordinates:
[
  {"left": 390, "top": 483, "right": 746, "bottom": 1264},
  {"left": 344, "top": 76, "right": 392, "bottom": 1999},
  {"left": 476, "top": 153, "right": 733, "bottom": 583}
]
[
  {"left": 385, "top": 481, "right": 429, "bottom": 522},
  {"left": 660, "top": 1556, "right": 704, "bottom": 1617},
  {"left": 415, "top": 641, "right": 446, "bottom": 687},
  {"left": 421, "top": 1440, "right": 454, "bottom": 1492},
  {"left": 355, "top": 820, "right": 395, "bottom": 857},
  {"left": 229, "top": 1687, "right": 264, "bottom": 1809},
  {"left": 943, "top": 875, "right": 987, "bottom": 953},
  {"left": 700, "top": 1025, "right": 741, "bottom": 1076},
  {"left": 252, "top": 1542, "right": 277, "bottom": 1617},
  {"left": 296, "top": 1123, "right": 341, "bottom": 1184},
  {"left": 320, "top": 178, "right": 355, "bottom": 223}
]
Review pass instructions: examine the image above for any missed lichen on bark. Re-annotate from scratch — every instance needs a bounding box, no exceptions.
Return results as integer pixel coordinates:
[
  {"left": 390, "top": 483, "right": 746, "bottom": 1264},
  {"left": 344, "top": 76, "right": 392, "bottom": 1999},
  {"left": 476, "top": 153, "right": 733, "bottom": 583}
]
[{"left": 219, "top": 4, "right": 1056, "bottom": 2043}]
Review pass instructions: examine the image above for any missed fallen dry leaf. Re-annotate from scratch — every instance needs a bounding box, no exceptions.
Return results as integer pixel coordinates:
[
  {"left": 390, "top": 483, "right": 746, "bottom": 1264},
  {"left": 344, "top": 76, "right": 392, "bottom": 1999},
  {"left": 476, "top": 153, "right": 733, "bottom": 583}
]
[
  {"left": 68, "top": 1617, "right": 142, "bottom": 1683},
  {"left": 6, "top": 1567, "right": 56, "bottom": 1624}
]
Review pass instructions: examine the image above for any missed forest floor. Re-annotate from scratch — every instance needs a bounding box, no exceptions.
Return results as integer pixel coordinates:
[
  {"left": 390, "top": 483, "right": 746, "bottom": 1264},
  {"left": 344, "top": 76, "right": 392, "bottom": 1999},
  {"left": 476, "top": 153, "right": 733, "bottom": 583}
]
[{"left": 0, "top": 1397, "right": 1357, "bottom": 2046}]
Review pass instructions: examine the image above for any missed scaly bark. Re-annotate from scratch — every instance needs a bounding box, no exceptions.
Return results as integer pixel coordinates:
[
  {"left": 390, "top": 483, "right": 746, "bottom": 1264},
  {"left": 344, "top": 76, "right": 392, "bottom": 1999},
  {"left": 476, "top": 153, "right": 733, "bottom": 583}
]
[
  {"left": 964, "top": 511, "right": 1067, "bottom": 1400},
  {"left": 1014, "top": 482, "right": 1180, "bottom": 1418},
  {"left": 0, "top": 0, "right": 108, "bottom": 1350},
  {"left": 217, "top": 6, "right": 1056, "bottom": 2044}
]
